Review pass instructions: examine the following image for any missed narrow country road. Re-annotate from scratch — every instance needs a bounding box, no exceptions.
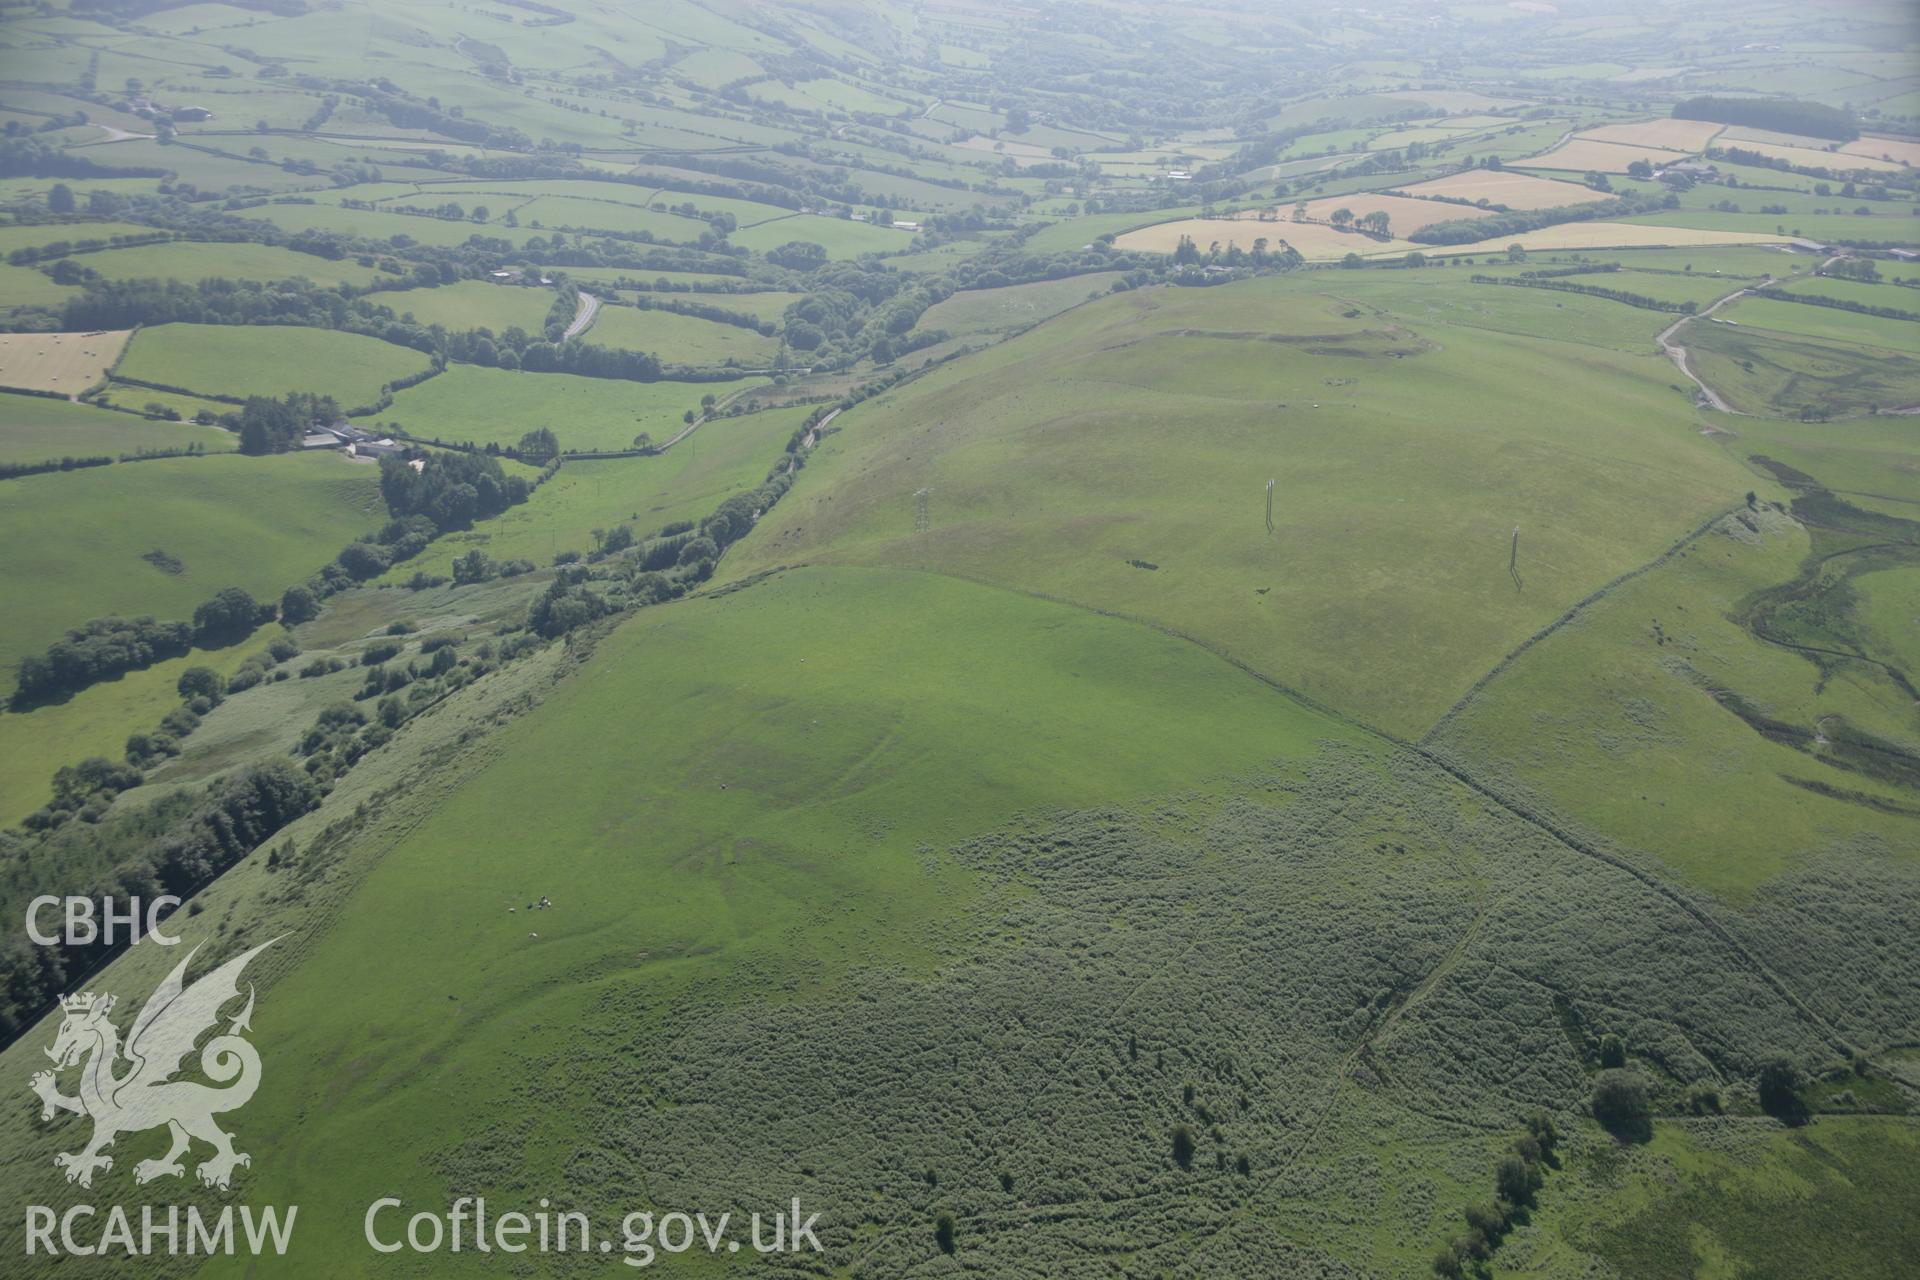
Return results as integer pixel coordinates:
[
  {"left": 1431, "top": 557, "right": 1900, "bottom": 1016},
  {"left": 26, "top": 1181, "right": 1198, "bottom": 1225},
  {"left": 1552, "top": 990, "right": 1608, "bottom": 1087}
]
[
  {"left": 786, "top": 406, "right": 838, "bottom": 472},
  {"left": 563, "top": 290, "right": 599, "bottom": 339}
]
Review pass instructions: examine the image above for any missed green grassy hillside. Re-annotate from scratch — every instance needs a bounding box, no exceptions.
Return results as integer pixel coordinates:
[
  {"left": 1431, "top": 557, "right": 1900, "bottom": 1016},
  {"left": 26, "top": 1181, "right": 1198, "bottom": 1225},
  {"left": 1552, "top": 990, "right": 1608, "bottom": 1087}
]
[
  {"left": 115, "top": 325, "right": 435, "bottom": 408},
  {"left": 725, "top": 275, "right": 1754, "bottom": 736},
  {"left": 0, "top": 452, "right": 381, "bottom": 674},
  {"left": 384, "top": 366, "right": 760, "bottom": 452},
  {"left": 0, "top": 392, "right": 228, "bottom": 463}
]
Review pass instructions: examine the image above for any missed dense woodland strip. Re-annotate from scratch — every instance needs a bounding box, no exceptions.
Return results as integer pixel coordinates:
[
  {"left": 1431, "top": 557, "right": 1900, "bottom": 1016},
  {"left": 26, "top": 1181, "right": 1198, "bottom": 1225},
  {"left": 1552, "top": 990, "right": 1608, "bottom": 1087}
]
[{"left": 1673, "top": 96, "right": 1860, "bottom": 142}]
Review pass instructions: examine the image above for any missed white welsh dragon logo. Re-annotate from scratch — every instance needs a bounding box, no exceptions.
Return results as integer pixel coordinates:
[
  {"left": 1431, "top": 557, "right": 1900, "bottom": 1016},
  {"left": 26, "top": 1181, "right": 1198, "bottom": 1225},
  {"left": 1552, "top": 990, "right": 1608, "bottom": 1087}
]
[{"left": 30, "top": 939, "right": 276, "bottom": 1191}]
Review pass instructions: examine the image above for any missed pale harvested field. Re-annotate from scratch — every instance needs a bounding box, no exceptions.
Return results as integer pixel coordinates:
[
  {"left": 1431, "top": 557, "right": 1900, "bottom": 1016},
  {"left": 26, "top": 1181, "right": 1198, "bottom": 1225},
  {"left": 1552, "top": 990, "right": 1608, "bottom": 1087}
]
[
  {"left": 1397, "top": 170, "right": 1611, "bottom": 210},
  {"left": 1843, "top": 135, "right": 1920, "bottom": 167},
  {"left": 0, "top": 329, "right": 131, "bottom": 397},
  {"left": 1734, "top": 140, "right": 1905, "bottom": 173},
  {"left": 1577, "top": 119, "right": 1722, "bottom": 151},
  {"left": 1520, "top": 138, "right": 1689, "bottom": 172},
  {"left": 1383, "top": 220, "right": 1797, "bottom": 257},
  {"left": 1114, "top": 217, "right": 1412, "bottom": 260}
]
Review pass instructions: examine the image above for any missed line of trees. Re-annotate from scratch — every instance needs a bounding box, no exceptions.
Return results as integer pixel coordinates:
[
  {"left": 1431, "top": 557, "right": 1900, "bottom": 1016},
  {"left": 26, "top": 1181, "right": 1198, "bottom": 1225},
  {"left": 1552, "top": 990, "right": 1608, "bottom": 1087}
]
[
  {"left": 0, "top": 761, "right": 318, "bottom": 1043},
  {"left": 1412, "top": 192, "right": 1680, "bottom": 245},
  {"left": 54, "top": 275, "right": 699, "bottom": 385},
  {"left": 10, "top": 588, "right": 270, "bottom": 710},
  {"left": 5, "top": 230, "right": 176, "bottom": 267},
  {"left": 621, "top": 292, "right": 778, "bottom": 336},
  {"left": 1470, "top": 275, "right": 1696, "bottom": 313},
  {"left": 11, "top": 616, "right": 192, "bottom": 709},
  {"left": 0, "top": 453, "right": 114, "bottom": 480},
  {"left": 1750, "top": 286, "right": 1920, "bottom": 324},
  {"left": 1432, "top": 1114, "right": 1560, "bottom": 1278}
]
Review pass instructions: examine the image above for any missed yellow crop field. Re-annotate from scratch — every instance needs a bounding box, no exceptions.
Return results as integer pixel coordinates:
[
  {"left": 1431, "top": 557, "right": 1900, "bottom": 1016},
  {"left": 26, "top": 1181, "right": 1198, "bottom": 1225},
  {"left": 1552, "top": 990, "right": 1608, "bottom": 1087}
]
[
  {"left": 1734, "top": 140, "right": 1906, "bottom": 173},
  {"left": 1577, "top": 118, "right": 1723, "bottom": 151},
  {"left": 1396, "top": 170, "right": 1611, "bottom": 209},
  {"left": 1395, "top": 220, "right": 1796, "bottom": 257},
  {"left": 0, "top": 329, "right": 131, "bottom": 397},
  {"left": 1843, "top": 135, "right": 1920, "bottom": 167}
]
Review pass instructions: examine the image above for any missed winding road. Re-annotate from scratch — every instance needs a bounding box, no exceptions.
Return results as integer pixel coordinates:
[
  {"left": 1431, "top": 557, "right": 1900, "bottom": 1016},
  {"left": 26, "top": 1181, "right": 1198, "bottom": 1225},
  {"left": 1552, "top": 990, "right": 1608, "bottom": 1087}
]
[
  {"left": 1656, "top": 286, "right": 1749, "bottom": 413},
  {"left": 1655, "top": 253, "right": 1841, "bottom": 414},
  {"left": 562, "top": 290, "right": 599, "bottom": 339}
]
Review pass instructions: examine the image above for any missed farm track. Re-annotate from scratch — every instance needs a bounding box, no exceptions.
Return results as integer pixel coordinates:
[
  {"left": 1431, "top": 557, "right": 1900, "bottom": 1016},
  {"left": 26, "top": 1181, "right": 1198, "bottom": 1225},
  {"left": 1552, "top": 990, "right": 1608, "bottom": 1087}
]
[
  {"left": 1656, "top": 254, "right": 1841, "bottom": 412},
  {"left": 1657, "top": 285, "right": 1753, "bottom": 412}
]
